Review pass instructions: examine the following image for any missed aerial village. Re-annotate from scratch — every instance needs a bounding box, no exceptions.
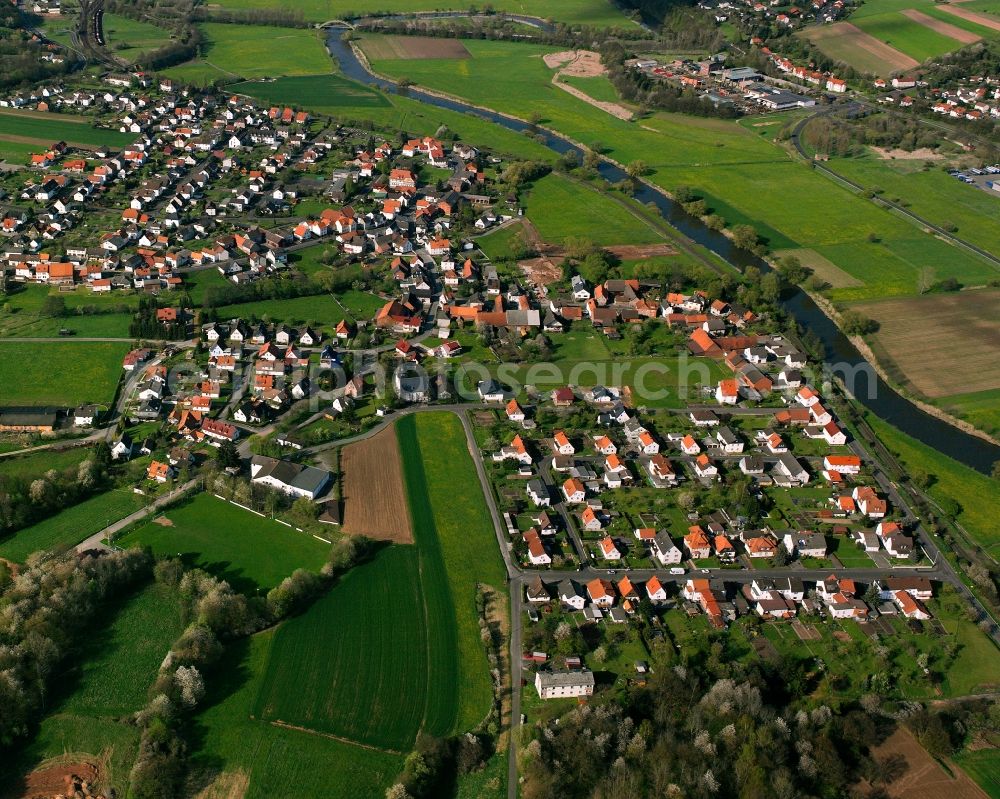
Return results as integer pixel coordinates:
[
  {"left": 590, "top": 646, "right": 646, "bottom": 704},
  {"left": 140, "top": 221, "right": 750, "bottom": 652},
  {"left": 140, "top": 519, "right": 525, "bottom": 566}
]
[{"left": 0, "top": 76, "right": 945, "bottom": 702}]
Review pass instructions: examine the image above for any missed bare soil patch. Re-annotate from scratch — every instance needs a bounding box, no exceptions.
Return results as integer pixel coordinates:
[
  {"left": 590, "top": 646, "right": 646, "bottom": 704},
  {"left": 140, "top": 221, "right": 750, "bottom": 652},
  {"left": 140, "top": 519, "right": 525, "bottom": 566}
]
[
  {"left": 543, "top": 49, "right": 606, "bottom": 77},
  {"left": 901, "top": 8, "right": 982, "bottom": 43},
  {"left": 362, "top": 35, "right": 469, "bottom": 60},
  {"left": 519, "top": 256, "right": 562, "bottom": 287},
  {"left": 16, "top": 759, "right": 101, "bottom": 799},
  {"left": 871, "top": 146, "right": 944, "bottom": 160},
  {"left": 851, "top": 289, "right": 1000, "bottom": 398},
  {"left": 340, "top": 424, "right": 413, "bottom": 544},
  {"left": 857, "top": 727, "right": 989, "bottom": 799},
  {"left": 606, "top": 243, "right": 677, "bottom": 258},
  {"left": 939, "top": 3, "right": 1000, "bottom": 31},
  {"left": 152, "top": 515, "right": 174, "bottom": 527}
]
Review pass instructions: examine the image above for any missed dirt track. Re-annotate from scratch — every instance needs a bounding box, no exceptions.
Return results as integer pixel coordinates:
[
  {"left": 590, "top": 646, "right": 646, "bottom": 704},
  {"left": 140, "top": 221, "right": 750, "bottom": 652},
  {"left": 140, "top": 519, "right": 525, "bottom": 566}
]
[{"left": 339, "top": 425, "right": 413, "bottom": 543}]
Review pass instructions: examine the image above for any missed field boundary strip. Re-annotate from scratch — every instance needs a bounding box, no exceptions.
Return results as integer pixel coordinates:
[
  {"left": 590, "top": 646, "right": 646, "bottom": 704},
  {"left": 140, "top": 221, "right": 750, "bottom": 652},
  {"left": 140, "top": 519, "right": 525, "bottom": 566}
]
[{"left": 267, "top": 720, "right": 406, "bottom": 755}]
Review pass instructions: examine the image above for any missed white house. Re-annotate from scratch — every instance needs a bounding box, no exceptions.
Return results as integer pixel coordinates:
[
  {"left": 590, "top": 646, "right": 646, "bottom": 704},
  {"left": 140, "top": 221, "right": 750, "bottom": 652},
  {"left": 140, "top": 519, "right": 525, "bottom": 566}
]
[{"left": 535, "top": 669, "right": 595, "bottom": 700}]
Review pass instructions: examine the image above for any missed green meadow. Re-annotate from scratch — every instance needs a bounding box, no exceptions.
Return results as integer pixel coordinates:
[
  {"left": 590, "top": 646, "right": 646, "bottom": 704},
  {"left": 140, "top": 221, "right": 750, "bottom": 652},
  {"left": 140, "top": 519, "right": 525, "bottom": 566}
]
[
  {"left": 253, "top": 546, "right": 432, "bottom": 750},
  {"left": 523, "top": 173, "right": 665, "bottom": 246},
  {"left": 102, "top": 12, "right": 171, "bottom": 61},
  {"left": 853, "top": 11, "right": 964, "bottom": 62},
  {"left": 164, "top": 23, "right": 333, "bottom": 84},
  {"left": 0, "top": 110, "right": 135, "bottom": 148},
  {"left": 398, "top": 412, "right": 507, "bottom": 733},
  {"left": 231, "top": 74, "right": 392, "bottom": 109},
  {"left": 188, "top": 631, "right": 403, "bottom": 799},
  {"left": 0, "top": 341, "right": 129, "bottom": 406},
  {"left": 117, "top": 493, "right": 331, "bottom": 592}
]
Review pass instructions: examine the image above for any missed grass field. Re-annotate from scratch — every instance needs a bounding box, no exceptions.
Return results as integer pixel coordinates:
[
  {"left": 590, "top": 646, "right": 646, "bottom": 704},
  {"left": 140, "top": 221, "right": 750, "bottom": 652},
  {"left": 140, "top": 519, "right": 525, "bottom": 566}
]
[
  {"left": 231, "top": 74, "right": 392, "bottom": 109},
  {"left": 560, "top": 74, "right": 624, "bottom": 104},
  {"left": 359, "top": 35, "right": 999, "bottom": 301},
  {"left": 250, "top": 413, "right": 504, "bottom": 754},
  {"left": 163, "top": 23, "right": 332, "bottom": 84},
  {"left": 0, "top": 488, "right": 143, "bottom": 563},
  {"left": 0, "top": 110, "right": 135, "bottom": 149},
  {"left": 933, "top": 387, "right": 1000, "bottom": 439},
  {"left": 253, "top": 546, "right": 429, "bottom": 750},
  {"left": 523, "top": 173, "right": 665, "bottom": 246},
  {"left": 398, "top": 412, "right": 506, "bottom": 733},
  {"left": 0, "top": 341, "right": 129, "bottom": 407},
  {"left": 1, "top": 581, "right": 184, "bottom": 795},
  {"left": 0, "top": 447, "right": 90, "bottom": 479},
  {"left": 102, "top": 12, "right": 170, "bottom": 62},
  {"left": 207, "top": 0, "right": 634, "bottom": 26},
  {"left": 851, "top": 290, "right": 1000, "bottom": 398},
  {"left": 829, "top": 155, "right": 1000, "bottom": 259},
  {"left": 0, "top": 138, "right": 41, "bottom": 164},
  {"left": 802, "top": 22, "right": 920, "bottom": 75},
  {"left": 955, "top": 748, "right": 1000, "bottom": 799},
  {"left": 117, "top": 493, "right": 331, "bottom": 592},
  {"left": 187, "top": 631, "right": 403, "bottom": 799},
  {"left": 866, "top": 413, "right": 1000, "bottom": 552},
  {"left": 853, "top": 11, "right": 965, "bottom": 61}
]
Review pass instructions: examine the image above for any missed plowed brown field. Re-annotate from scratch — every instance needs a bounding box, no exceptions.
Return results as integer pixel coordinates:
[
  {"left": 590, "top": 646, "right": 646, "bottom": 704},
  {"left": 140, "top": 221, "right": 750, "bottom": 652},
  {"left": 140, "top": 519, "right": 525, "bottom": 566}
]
[{"left": 340, "top": 424, "right": 413, "bottom": 543}]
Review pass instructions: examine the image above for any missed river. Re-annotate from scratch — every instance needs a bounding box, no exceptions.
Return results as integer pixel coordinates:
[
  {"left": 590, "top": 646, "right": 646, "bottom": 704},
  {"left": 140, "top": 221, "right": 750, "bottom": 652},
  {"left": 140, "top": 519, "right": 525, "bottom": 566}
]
[{"left": 325, "top": 27, "right": 1000, "bottom": 473}]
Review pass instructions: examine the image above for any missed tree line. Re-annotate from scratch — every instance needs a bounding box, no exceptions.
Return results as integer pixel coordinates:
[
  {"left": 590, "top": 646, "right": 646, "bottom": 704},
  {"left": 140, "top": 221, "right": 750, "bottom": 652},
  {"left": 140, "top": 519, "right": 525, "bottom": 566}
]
[
  {"left": 127, "top": 535, "right": 378, "bottom": 798},
  {"left": 0, "top": 548, "right": 153, "bottom": 747}
]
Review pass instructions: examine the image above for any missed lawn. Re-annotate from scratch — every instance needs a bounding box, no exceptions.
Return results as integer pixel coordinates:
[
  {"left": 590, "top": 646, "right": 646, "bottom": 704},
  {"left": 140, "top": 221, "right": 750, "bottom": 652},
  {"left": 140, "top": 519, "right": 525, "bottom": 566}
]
[
  {"left": 0, "top": 110, "right": 135, "bottom": 148},
  {"left": 163, "top": 23, "right": 333, "bottom": 84},
  {"left": 398, "top": 412, "right": 506, "bottom": 733},
  {"left": 0, "top": 341, "right": 129, "bottom": 407},
  {"left": 188, "top": 630, "right": 403, "bottom": 799},
  {"left": 853, "top": 11, "right": 965, "bottom": 61},
  {"left": 117, "top": 493, "right": 331, "bottom": 592},
  {"left": 253, "top": 545, "right": 430, "bottom": 750},
  {"left": 0, "top": 488, "right": 143, "bottom": 563},
  {"left": 101, "top": 12, "right": 170, "bottom": 62},
  {"left": 208, "top": 0, "right": 635, "bottom": 26},
  {"left": 0, "top": 581, "right": 184, "bottom": 796},
  {"left": 523, "top": 173, "right": 665, "bottom": 246},
  {"left": 476, "top": 219, "right": 530, "bottom": 260},
  {"left": 360, "top": 34, "right": 999, "bottom": 301}
]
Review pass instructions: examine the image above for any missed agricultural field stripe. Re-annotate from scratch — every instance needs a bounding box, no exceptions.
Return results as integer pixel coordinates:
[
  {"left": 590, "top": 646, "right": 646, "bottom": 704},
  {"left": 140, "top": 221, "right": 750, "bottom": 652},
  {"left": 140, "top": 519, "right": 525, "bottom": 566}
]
[{"left": 396, "top": 415, "right": 461, "bottom": 738}]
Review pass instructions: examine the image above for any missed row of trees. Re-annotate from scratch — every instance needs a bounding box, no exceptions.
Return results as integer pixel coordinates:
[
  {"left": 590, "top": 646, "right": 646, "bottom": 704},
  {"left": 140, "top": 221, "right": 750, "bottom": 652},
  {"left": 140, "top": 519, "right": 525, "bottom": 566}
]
[{"left": 129, "top": 535, "right": 379, "bottom": 798}]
